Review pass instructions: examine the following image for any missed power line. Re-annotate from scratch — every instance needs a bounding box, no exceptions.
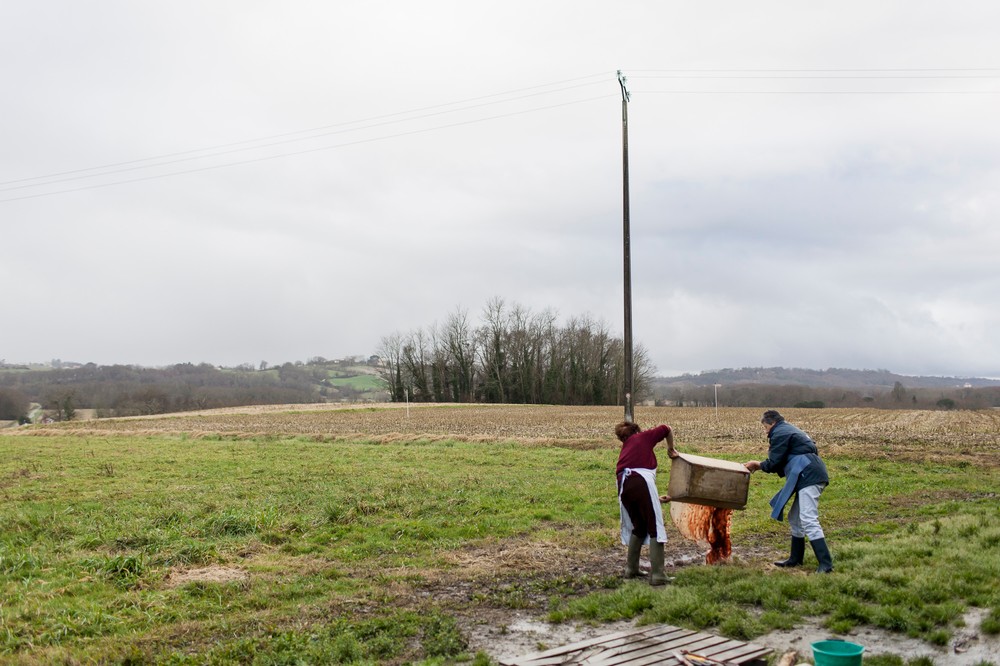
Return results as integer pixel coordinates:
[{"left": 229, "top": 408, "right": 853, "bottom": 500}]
[
  {"left": 628, "top": 68, "right": 1000, "bottom": 72},
  {"left": 0, "top": 72, "right": 611, "bottom": 190},
  {"left": 629, "top": 68, "right": 1000, "bottom": 93},
  {"left": 634, "top": 75, "right": 1000, "bottom": 79},
  {"left": 639, "top": 90, "right": 1000, "bottom": 94},
  {"left": 6, "top": 68, "right": 992, "bottom": 192},
  {"left": 4, "top": 68, "right": 996, "bottom": 203},
  {"left": 0, "top": 94, "right": 612, "bottom": 204},
  {"left": 0, "top": 80, "right": 608, "bottom": 194}
]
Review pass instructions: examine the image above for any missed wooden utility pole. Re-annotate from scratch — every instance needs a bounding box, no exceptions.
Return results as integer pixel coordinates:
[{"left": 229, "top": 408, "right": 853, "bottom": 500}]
[{"left": 618, "top": 70, "right": 634, "bottom": 424}]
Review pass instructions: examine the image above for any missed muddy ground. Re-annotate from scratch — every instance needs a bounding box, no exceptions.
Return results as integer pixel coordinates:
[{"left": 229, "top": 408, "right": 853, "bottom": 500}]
[
  {"left": 468, "top": 610, "right": 1000, "bottom": 665},
  {"left": 426, "top": 540, "right": 1000, "bottom": 665}
]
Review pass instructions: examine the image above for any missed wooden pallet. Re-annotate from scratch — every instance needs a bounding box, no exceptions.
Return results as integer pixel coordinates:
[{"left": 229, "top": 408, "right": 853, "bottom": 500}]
[{"left": 499, "top": 623, "right": 772, "bottom": 666}]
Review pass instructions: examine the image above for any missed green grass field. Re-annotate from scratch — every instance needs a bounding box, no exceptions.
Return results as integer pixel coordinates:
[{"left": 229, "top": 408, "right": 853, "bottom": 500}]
[
  {"left": 1, "top": 406, "right": 998, "bottom": 664},
  {"left": 326, "top": 371, "right": 387, "bottom": 392}
]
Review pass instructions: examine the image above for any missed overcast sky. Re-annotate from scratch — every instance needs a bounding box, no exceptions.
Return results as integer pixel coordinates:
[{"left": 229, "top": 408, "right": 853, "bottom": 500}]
[{"left": 2, "top": 1, "right": 998, "bottom": 378}]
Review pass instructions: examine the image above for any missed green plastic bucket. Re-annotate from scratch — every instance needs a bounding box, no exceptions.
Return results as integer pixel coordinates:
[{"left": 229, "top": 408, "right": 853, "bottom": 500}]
[{"left": 812, "top": 640, "right": 865, "bottom": 666}]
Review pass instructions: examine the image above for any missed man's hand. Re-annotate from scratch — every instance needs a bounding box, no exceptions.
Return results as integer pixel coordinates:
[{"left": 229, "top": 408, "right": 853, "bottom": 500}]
[{"left": 743, "top": 461, "right": 761, "bottom": 473}]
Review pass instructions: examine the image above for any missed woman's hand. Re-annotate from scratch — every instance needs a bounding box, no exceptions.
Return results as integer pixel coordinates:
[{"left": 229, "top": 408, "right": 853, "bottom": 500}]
[
  {"left": 659, "top": 494, "right": 672, "bottom": 503},
  {"left": 665, "top": 427, "right": 679, "bottom": 458}
]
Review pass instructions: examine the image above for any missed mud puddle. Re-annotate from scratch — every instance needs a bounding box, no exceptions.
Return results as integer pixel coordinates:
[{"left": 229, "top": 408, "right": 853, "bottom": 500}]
[
  {"left": 468, "top": 609, "right": 1000, "bottom": 665},
  {"left": 757, "top": 609, "right": 1000, "bottom": 666}
]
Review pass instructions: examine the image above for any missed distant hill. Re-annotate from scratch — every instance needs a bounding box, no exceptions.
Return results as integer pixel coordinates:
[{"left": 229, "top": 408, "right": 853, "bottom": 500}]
[
  {"left": 0, "top": 358, "right": 389, "bottom": 422},
  {"left": 655, "top": 367, "right": 1000, "bottom": 391}
]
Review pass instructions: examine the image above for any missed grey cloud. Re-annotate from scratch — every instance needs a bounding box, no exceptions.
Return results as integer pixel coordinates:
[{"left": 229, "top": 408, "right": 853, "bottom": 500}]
[{"left": 3, "top": 2, "right": 998, "bottom": 379}]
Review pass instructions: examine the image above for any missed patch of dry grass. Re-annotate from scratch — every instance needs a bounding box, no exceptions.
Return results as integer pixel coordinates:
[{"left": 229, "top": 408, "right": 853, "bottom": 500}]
[{"left": 164, "top": 566, "right": 249, "bottom": 588}]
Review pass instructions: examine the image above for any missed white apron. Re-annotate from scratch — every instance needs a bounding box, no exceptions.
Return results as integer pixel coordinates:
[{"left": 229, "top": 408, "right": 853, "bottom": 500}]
[{"left": 618, "top": 467, "right": 667, "bottom": 545}]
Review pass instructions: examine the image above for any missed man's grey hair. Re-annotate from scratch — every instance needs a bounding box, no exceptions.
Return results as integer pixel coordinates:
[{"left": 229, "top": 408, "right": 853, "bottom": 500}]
[{"left": 761, "top": 409, "right": 785, "bottom": 425}]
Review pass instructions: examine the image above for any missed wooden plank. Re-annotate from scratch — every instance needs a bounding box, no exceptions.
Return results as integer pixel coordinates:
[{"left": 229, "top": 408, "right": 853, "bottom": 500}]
[
  {"left": 583, "top": 638, "right": 667, "bottom": 665},
  {"left": 584, "top": 630, "right": 723, "bottom": 666},
  {"left": 622, "top": 636, "right": 726, "bottom": 666},
  {"left": 634, "top": 632, "right": 772, "bottom": 665},
  {"left": 501, "top": 623, "right": 773, "bottom": 666},
  {"left": 517, "top": 626, "right": 691, "bottom": 666},
  {"left": 669, "top": 639, "right": 773, "bottom": 665},
  {"left": 695, "top": 638, "right": 752, "bottom": 657},
  {"left": 704, "top": 643, "right": 774, "bottom": 663},
  {"left": 613, "top": 634, "right": 733, "bottom": 666},
  {"left": 499, "top": 626, "right": 681, "bottom": 665},
  {"left": 560, "top": 627, "right": 694, "bottom": 666},
  {"left": 500, "top": 625, "right": 672, "bottom": 666}
]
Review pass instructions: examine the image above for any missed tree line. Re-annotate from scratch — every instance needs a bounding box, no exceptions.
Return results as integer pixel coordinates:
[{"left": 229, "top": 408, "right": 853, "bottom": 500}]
[
  {"left": 0, "top": 360, "right": 377, "bottom": 421},
  {"left": 376, "top": 298, "right": 655, "bottom": 406},
  {"left": 655, "top": 380, "right": 1000, "bottom": 411}
]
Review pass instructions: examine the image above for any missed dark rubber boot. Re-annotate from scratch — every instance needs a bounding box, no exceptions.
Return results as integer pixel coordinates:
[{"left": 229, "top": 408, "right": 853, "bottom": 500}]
[
  {"left": 811, "top": 538, "right": 834, "bottom": 573},
  {"left": 774, "top": 536, "right": 806, "bottom": 568},
  {"left": 625, "top": 534, "right": 643, "bottom": 578},
  {"left": 649, "top": 541, "right": 668, "bottom": 586}
]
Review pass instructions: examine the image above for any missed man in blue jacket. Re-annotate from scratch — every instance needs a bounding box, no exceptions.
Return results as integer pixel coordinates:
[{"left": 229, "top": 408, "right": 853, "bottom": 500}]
[{"left": 744, "top": 410, "right": 833, "bottom": 573}]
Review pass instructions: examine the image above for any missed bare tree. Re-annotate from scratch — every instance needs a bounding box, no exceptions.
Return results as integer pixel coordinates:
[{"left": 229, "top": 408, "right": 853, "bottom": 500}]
[
  {"left": 427, "top": 322, "right": 451, "bottom": 402},
  {"left": 376, "top": 332, "right": 406, "bottom": 402},
  {"left": 477, "top": 297, "right": 509, "bottom": 403},
  {"left": 622, "top": 342, "right": 656, "bottom": 405},
  {"left": 402, "top": 328, "right": 432, "bottom": 401},
  {"left": 506, "top": 304, "right": 554, "bottom": 403},
  {"left": 444, "top": 308, "right": 477, "bottom": 402}
]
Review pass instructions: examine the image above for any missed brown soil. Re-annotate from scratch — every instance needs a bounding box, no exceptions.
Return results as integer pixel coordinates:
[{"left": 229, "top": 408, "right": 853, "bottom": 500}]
[{"left": 14, "top": 404, "right": 998, "bottom": 467}]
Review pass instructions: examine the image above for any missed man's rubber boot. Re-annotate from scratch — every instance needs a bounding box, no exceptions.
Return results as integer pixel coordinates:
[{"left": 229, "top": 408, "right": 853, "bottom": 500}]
[
  {"left": 625, "top": 534, "right": 643, "bottom": 579},
  {"left": 811, "top": 538, "right": 834, "bottom": 573},
  {"left": 648, "top": 541, "right": 668, "bottom": 586},
  {"left": 774, "top": 536, "right": 806, "bottom": 568}
]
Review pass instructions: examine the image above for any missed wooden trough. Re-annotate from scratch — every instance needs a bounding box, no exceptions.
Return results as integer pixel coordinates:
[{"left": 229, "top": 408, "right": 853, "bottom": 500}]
[
  {"left": 499, "top": 623, "right": 771, "bottom": 666},
  {"left": 667, "top": 453, "right": 751, "bottom": 510}
]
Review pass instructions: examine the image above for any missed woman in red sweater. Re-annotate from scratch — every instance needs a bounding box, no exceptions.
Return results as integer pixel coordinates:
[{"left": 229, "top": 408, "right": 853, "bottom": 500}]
[{"left": 615, "top": 421, "right": 677, "bottom": 586}]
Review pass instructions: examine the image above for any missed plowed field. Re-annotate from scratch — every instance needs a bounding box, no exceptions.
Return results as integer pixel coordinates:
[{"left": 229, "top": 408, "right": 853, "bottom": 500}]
[{"left": 11, "top": 404, "right": 999, "bottom": 465}]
